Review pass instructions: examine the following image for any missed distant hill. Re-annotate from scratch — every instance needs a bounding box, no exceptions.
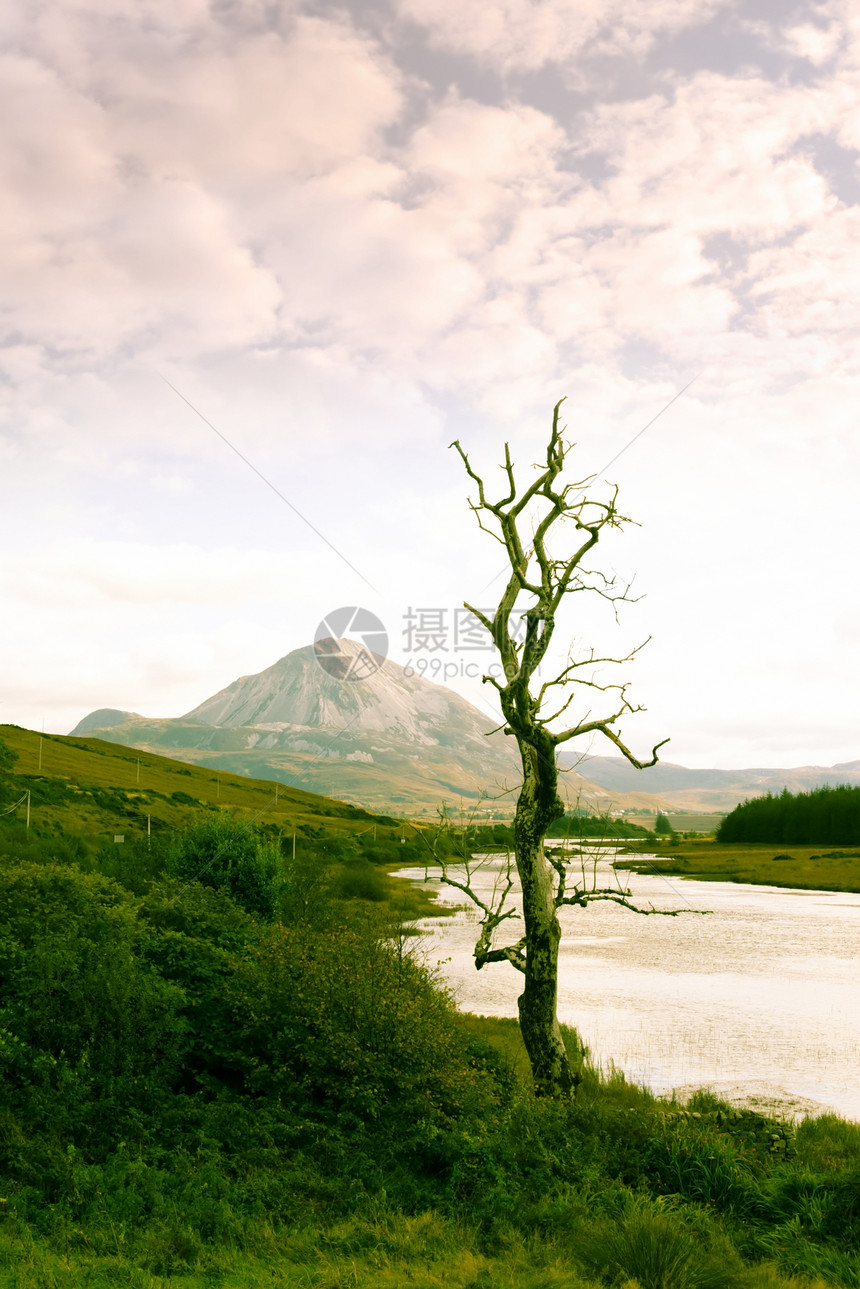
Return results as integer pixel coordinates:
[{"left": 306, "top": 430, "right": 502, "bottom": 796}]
[
  {"left": 577, "top": 753, "right": 860, "bottom": 813},
  {"left": 71, "top": 708, "right": 139, "bottom": 735}
]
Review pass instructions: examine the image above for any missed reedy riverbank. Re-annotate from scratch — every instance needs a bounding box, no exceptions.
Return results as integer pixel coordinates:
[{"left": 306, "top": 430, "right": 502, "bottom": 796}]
[{"left": 617, "top": 839, "right": 860, "bottom": 894}]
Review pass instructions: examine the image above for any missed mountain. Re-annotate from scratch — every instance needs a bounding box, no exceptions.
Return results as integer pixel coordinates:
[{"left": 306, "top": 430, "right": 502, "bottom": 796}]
[
  {"left": 71, "top": 708, "right": 141, "bottom": 735},
  {"left": 69, "top": 640, "right": 667, "bottom": 817},
  {"left": 70, "top": 640, "right": 858, "bottom": 817}
]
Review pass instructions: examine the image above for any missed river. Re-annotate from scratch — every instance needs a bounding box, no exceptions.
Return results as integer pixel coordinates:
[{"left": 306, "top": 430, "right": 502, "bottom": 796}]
[{"left": 396, "top": 849, "right": 860, "bottom": 1122}]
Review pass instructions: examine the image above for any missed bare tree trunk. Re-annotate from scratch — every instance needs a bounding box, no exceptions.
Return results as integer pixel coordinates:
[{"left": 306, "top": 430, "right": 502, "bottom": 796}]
[
  {"left": 516, "top": 867, "right": 576, "bottom": 1098},
  {"left": 513, "top": 732, "right": 577, "bottom": 1097}
]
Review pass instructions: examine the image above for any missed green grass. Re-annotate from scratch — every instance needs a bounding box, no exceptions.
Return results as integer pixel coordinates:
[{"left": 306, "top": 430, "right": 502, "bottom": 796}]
[
  {"left": 618, "top": 839, "right": 860, "bottom": 893},
  {"left": 0, "top": 723, "right": 385, "bottom": 841},
  {"left": 2, "top": 1010, "right": 859, "bottom": 1288}
]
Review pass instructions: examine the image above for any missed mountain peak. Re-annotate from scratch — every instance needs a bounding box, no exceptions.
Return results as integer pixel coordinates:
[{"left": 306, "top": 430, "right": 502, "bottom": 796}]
[{"left": 181, "top": 639, "right": 492, "bottom": 745}]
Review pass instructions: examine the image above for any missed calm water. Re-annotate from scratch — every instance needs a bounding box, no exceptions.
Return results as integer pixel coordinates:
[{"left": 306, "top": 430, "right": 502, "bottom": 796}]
[{"left": 397, "top": 850, "right": 860, "bottom": 1122}]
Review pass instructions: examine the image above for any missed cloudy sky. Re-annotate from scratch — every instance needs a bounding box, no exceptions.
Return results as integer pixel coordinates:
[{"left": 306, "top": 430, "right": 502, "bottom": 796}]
[{"left": 2, "top": 0, "right": 859, "bottom": 770}]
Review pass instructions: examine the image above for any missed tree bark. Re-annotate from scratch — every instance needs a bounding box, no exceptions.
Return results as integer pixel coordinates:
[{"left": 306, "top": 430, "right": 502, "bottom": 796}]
[{"left": 512, "top": 726, "right": 577, "bottom": 1097}]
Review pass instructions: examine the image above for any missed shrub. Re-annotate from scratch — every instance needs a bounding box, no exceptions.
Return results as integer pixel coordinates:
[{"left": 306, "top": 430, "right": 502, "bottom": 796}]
[
  {"left": 0, "top": 736, "right": 19, "bottom": 803},
  {"left": 0, "top": 864, "right": 186, "bottom": 1155},
  {"left": 167, "top": 818, "right": 280, "bottom": 919},
  {"left": 0, "top": 735, "right": 17, "bottom": 772},
  {"left": 229, "top": 920, "right": 498, "bottom": 1153},
  {"left": 334, "top": 861, "right": 387, "bottom": 902}
]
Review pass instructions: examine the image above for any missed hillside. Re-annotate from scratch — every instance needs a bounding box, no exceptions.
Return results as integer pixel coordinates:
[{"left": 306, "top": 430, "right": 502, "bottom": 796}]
[{"left": 0, "top": 723, "right": 389, "bottom": 844}]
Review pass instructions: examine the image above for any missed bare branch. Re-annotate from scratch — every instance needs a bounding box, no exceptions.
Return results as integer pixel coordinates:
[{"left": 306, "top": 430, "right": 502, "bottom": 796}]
[
  {"left": 555, "top": 725, "right": 671, "bottom": 769},
  {"left": 557, "top": 886, "right": 709, "bottom": 918},
  {"left": 476, "top": 938, "right": 527, "bottom": 973}
]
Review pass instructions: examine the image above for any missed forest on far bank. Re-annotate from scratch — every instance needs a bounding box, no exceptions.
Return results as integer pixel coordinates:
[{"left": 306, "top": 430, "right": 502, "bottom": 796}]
[{"left": 718, "top": 783, "right": 860, "bottom": 845}]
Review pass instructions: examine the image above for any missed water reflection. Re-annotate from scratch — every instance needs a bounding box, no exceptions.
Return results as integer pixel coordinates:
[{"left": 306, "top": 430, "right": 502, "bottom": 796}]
[{"left": 397, "top": 850, "right": 860, "bottom": 1122}]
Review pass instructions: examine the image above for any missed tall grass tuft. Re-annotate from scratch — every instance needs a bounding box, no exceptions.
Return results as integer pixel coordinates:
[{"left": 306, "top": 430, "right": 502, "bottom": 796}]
[{"left": 573, "top": 1203, "right": 741, "bottom": 1289}]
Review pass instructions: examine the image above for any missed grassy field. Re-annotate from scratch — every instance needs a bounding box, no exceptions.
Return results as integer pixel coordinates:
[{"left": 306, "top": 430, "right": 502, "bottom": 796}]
[
  {"left": 3, "top": 1009, "right": 859, "bottom": 1289},
  {"left": 0, "top": 722, "right": 400, "bottom": 839},
  {"left": 618, "top": 837, "right": 860, "bottom": 893}
]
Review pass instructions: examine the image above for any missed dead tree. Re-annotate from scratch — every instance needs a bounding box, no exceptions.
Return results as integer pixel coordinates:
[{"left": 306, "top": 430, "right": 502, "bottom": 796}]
[{"left": 447, "top": 398, "right": 682, "bottom": 1099}]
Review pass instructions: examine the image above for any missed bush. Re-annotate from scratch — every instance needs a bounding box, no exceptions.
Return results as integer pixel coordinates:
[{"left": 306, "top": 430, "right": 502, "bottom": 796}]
[
  {"left": 136, "top": 879, "right": 262, "bottom": 1095},
  {"left": 0, "top": 735, "right": 19, "bottom": 803},
  {"left": 229, "top": 920, "right": 498, "bottom": 1149},
  {"left": 0, "top": 735, "right": 17, "bottom": 772},
  {"left": 334, "top": 861, "right": 387, "bottom": 902},
  {"left": 0, "top": 864, "right": 186, "bottom": 1155},
  {"left": 166, "top": 818, "right": 280, "bottom": 919}
]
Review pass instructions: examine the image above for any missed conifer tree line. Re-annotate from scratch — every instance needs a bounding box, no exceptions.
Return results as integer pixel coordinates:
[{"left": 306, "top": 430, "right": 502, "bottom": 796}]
[{"left": 717, "top": 783, "right": 860, "bottom": 845}]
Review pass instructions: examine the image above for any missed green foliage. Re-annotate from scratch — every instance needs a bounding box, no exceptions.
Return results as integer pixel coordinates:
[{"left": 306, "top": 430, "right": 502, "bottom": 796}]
[
  {"left": 2, "top": 832, "right": 860, "bottom": 1289},
  {"left": 655, "top": 813, "right": 674, "bottom": 835},
  {"left": 0, "top": 864, "right": 187, "bottom": 1155},
  {"left": 0, "top": 736, "right": 22, "bottom": 811},
  {"left": 333, "top": 860, "right": 388, "bottom": 901},
  {"left": 229, "top": 919, "right": 496, "bottom": 1143},
  {"left": 166, "top": 817, "right": 280, "bottom": 919},
  {"left": 546, "top": 812, "right": 655, "bottom": 839},
  {"left": 719, "top": 783, "right": 860, "bottom": 844},
  {"left": 93, "top": 833, "right": 171, "bottom": 893}
]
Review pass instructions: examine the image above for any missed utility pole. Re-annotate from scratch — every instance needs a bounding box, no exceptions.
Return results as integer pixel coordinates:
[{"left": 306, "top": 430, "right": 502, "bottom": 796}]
[
  {"left": 292, "top": 831, "right": 296, "bottom": 860},
  {"left": 147, "top": 814, "right": 151, "bottom": 847},
  {"left": 26, "top": 790, "right": 30, "bottom": 831}
]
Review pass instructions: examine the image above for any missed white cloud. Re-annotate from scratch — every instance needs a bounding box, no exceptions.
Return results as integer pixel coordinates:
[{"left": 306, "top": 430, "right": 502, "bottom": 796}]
[
  {"left": 0, "top": 11, "right": 404, "bottom": 365},
  {"left": 0, "top": 540, "right": 296, "bottom": 608},
  {"left": 0, "top": 538, "right": 334, "bottom": 730},
  {"left": 582, "top": 75, "right": 839, "bottom": 238},
  {"left": 746, "top": 206, "right": 860, "bottom": 341},
  {"left": 782, "top": 21, "right": 843, "bottom": 64},
  {"left": 104, "top": 18, "right": 404, "bottom": 186},
  {"left": 393, "top": 0, "right": 729, "bottom": 73},
  {"left": 409, "top": 95, "right": 567, "bottom": 184}
]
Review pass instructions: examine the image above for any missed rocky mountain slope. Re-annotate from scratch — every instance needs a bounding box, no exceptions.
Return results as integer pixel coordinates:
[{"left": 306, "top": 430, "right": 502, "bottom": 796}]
[{"left": 69, "top": 640, "right": 667, "bottom": 816}]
